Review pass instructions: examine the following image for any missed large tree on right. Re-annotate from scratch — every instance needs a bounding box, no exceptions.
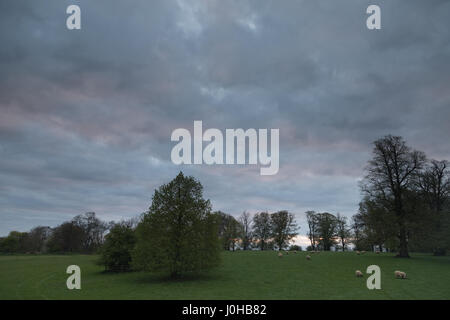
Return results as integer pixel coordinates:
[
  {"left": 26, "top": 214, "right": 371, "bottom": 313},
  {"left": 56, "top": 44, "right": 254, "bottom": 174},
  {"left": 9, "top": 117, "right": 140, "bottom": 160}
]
[{"left": 361, "top": 135, "right": 426, "bottom": 257}]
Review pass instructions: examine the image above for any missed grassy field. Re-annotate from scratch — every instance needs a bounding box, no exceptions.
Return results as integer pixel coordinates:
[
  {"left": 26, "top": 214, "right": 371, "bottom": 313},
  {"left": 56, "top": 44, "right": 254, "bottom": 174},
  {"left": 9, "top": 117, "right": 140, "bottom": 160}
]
[{"left": 0, "top": 251, "right": 449, "bottom": 300}]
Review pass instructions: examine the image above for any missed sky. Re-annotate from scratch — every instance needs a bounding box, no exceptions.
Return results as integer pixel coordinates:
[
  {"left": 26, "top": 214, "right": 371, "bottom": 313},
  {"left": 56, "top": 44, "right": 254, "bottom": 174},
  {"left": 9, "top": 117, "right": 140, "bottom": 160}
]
[{"left": 1, "top": 0, "right": 450, "bottom": 245}]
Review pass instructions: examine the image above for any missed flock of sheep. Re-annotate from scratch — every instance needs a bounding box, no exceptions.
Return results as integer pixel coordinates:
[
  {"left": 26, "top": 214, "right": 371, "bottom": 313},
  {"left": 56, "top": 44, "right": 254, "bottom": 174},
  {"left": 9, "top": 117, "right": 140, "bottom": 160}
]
[{"left": 277, "top": 250, "right": 408, "bottom": 279}]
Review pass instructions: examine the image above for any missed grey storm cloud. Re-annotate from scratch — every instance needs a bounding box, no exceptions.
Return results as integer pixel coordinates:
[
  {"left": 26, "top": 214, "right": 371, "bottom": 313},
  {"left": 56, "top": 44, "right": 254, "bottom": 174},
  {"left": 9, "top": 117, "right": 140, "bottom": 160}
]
[{"left": 1, "top": 0, "right": 450, "bottom": 239}]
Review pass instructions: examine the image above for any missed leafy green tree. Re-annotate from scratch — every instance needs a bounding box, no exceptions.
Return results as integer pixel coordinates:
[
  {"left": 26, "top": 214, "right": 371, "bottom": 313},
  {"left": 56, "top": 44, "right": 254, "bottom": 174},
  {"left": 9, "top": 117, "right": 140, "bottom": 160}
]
[
  {"left": 0, "top": 231, "right": 26, "bottom": 253},
  {"left": 132, "top": 172, "right": 221, "bottom": 278},
  {"left": 47, "top": 222, "right": 84, "bottom": 253},
  {"left": 213, "top": 211, "right": 241, "bottom": 251},
  {"left": 252, "top": 212, "right": 272, "bottom": 250},
  {"left": 99, "top": 222, "right": 136, "bottom": 272},
  {"left": 417, "top": 160, "right": 450, "bottom": 255},
  {"left": 270, "top": 211, "right": 298, "bottom": 251},
  {"left": 357, "top": 197, "right": 398, "bottom": 252},
  {"left": 315, "top": 212, "right": 338, "bottom": 251}
]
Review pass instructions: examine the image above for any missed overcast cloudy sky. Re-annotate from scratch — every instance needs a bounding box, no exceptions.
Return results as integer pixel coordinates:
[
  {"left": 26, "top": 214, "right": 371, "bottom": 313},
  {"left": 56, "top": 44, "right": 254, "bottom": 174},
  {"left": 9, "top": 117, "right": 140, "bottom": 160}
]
[{"left": 1, "top": 1, "right": 449, "bottom": 244}]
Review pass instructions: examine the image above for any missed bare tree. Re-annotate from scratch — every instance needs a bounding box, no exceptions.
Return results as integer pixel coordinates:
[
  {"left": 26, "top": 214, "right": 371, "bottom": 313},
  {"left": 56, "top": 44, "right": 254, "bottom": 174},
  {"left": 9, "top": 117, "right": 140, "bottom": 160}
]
[
  {"left": 305, "top": 211, "right": 318, "bottom": 250},
  {"left": 239, "top": 211, "right": 252, "bottom": 250},
  {"left": 336, "top": 213, "right": 351, "bottom": 251},
  {"left": 361, "top": 135, "right": 426, "bottom": 257}
]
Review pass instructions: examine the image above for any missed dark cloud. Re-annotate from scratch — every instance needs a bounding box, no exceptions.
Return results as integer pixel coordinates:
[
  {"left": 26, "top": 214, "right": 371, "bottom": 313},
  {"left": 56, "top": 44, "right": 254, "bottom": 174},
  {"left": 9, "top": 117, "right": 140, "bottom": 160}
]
[{"left": 1, "top": 0, "right": 449, "bottom": 238}]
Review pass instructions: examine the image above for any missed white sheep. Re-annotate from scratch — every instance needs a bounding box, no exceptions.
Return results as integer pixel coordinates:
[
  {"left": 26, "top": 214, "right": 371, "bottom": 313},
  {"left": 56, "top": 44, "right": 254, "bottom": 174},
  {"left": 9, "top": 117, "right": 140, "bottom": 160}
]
[
  {"left": 278, "top": 252, "right": 283, "bottom": 258},
  {"left": 394, "top": 270, "right": 407, "bottom": 279},
  {"left": 306, "top": 255, "right": 311, "bottom": 260},
  {"left": 355, "top": 270, "right": 363, "bottom": 277},
  {"left": 399, "top": 271, "right": 407, "bottom": 279}
]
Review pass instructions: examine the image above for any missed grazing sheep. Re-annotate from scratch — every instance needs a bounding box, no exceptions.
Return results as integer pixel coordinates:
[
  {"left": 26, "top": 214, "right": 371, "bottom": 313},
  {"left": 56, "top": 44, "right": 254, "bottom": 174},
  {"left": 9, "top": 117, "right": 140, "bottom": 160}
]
[
  {"left": 355, "top": 270, "right": 363, "bottom": 277},
  {"left": 361, "top": 250, "right": 366, "bottom": 254},
  {"left": 285, "top": 251, "right": 289, "bottom": 255},
  {"left": 394, "top": 271, "right": 407, "bottom": 279},
  {"left": 306, "top": 255, "right": 311, "bottom": 260},
  {"left": 293, "top": 250, "right": 297, "bottom": 254},
  {"left": 376, "top": 251, "right": 380, "bottom": 254},
  {"left": 278, "top": 252, "right": 283, "bottom": 258},
  {"left": 356, "top": 251, "right": 360, "bottom": 255}
]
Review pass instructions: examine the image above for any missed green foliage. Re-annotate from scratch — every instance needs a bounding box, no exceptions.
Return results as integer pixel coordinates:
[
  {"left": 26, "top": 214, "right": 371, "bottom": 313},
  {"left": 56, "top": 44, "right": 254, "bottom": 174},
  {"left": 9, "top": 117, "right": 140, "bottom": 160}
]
[
  {"left": 47, "top": 212, "right": 108, "bottom": 254},
  {"left": 0, "top": 231, "right": 28, "bottom": 253},
  {"left": 270, "top": 210, "right": 298, "bottom": 250},
  {"left": 72, "top": 212, "right": 108, "bottom": 253},
  {"left": 213, "top": 211, "right": 242, "bottom": 251},
  {"left": 315, "top": 212, "right": 338, "bottom": 251},
  {"left": 47, "top": 222, "right": 84, "bottom": 253},
  {"left": 132, "top": 172, "right": 221, "bottom": 277},
  {"left": 99, "top": 223, "right": 136, "bottom": 272},
  {"left": 252, "top": 212, "right": 272, "bottom": 250}
]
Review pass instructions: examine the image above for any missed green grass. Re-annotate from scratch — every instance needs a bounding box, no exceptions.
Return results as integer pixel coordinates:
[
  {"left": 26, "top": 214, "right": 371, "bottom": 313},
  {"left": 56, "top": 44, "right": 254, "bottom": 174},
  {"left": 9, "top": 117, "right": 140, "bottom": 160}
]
[{"left": 0, "top": 251, "right": 449, "bottom": 299}]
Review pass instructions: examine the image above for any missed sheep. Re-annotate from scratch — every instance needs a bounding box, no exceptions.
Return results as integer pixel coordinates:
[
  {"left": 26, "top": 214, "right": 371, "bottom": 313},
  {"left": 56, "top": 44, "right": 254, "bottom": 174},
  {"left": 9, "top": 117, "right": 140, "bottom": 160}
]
[
  {"left": 278, "top": 252, "right": 283, "bottom": 258},
  {"left": 356, "top": 251, "right": 360, "bottom": 255},
  {"left": 293, "top": 250, "right": 297, "bottom": 254},
  {"left": 361, "top": 250, "right": 366, "bottom": 254},
  {"left": 376, "top": 251, "right": 380, "bottom": 254},
  {"left": 306, "top": 255, "right": 311, "bottom": 260},
  {"left": 394, "top": 271, "right": 407, "bottom": 279},
  {"left": 355, "top": 270, "right": 363, "bottom": 277}
]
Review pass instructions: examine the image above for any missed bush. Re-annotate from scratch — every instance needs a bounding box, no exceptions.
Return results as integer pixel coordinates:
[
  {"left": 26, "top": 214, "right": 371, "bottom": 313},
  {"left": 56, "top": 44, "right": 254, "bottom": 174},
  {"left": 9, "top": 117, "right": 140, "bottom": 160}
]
[{"left": 99, "top": 223, "right": 136, "bottom": 272}]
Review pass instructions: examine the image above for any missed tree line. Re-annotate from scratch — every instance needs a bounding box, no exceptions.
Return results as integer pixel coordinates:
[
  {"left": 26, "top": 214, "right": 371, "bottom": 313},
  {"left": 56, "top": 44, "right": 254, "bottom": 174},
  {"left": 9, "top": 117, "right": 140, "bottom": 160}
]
[
  {"left": 0, "top": 135, "right": 448, "bottom": 277},
  {"left": 213, "top": 210, "right": 298, "bottom": 252},
  {"left": 305, "top": 211, "right": 352, "bottom": 252},
  {"left": 0, "top": 212, "right": 110, "bottom": 254}
]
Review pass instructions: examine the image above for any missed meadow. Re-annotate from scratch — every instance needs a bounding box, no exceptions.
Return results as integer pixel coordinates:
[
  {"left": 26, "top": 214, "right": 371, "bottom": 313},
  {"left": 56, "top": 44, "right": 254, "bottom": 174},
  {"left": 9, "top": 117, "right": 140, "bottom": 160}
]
[{"left": 0, "top": 251, "right": 449, "bottom": 300}]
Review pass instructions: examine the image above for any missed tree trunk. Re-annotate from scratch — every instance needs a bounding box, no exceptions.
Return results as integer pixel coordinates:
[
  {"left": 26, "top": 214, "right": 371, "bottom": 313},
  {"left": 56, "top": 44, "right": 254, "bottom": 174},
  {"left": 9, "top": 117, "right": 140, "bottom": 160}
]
[{"left": 397, "top": 226, "right": 410, "bottom": 258}]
